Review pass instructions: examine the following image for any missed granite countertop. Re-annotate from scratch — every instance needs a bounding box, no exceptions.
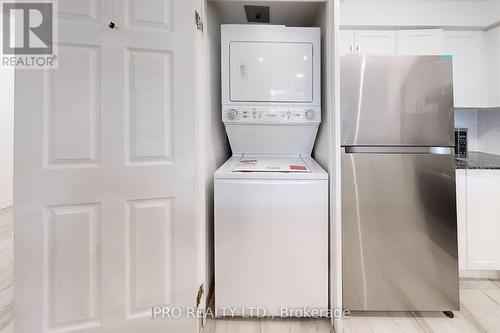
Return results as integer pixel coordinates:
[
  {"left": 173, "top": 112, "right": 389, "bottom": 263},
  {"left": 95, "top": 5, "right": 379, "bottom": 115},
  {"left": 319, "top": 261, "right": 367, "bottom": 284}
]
[{"left": 456, "top": 151, "right": 500, "bottom": 170}]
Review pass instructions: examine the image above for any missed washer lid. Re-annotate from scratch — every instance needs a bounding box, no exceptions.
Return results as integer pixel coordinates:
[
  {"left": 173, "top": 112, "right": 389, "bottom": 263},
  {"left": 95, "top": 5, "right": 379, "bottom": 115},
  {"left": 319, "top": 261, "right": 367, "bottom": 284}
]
[
  {"left": 232, "top": 155, "right": 310, "bottom": 173},
  {"left": 215, "top": 155, "right": 328, "bottom": 180}
]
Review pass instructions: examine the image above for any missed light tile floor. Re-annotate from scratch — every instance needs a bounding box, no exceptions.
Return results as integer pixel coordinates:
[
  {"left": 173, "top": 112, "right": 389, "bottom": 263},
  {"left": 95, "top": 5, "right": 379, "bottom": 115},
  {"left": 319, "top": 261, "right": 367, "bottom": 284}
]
[
  {"left": 1, "top": 207, "right": 500, "bottom": 333},
  {"left": 0, "top": 207, "right": 12, "bottom": 333},
  {"left": 203, "top": 317, "right": 333, "bottom": 333},
  {"left": 205, "top": 280, "right": 500, "bottom": 333}
]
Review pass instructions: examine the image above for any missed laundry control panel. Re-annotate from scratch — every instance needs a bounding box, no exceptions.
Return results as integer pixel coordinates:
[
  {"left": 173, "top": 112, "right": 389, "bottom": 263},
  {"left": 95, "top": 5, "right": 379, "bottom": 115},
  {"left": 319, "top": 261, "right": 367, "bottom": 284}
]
[{"left": 222, "top": 106, "right": 321, "bottom": 124}]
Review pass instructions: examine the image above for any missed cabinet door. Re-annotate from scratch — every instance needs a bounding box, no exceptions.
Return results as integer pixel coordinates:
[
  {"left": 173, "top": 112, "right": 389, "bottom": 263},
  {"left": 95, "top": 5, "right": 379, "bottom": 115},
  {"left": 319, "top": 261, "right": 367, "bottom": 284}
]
[
  {"left": 354, "top": 30, "right": 396, "bottom": 55},
  {"left": 397, "top": 29, "right": 444, "bottom": 55},
  {"left": 456, "top": 169, "right": 467, "bottom": 271},
  {"left": 466, "top": 170, "right": 500, "bottom": 270},
  {"left": 443, "top": 31, "right": 483, "bottom": 108},
  {"left": 482, "top": 27, "right": 500, "bottom": 108},
  {"left": 339, "top": 30, "right": 355, "bottom": 56}
]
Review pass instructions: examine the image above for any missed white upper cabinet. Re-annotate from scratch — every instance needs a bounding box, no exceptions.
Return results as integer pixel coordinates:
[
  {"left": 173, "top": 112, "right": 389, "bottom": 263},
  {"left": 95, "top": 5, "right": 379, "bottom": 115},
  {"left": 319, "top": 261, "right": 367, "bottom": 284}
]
[
  {"left": 482, "top": 26, "right": 500, "bottom": 108},
  {"left": 354, "top": 30, "right": 396, "bottom": 55},
  {"left": 339, "top": 30, "right": 355, "bottom": 56},
  {"left": 397, "top": 29, "right": 444, "bottom": 55},
  {"left": 443, "top": 31, "right": 484, "bottom": 108},
  {"left": 339, "top": 30, "right": 396, "bottom": 55},
  {"left": 339, "top": 28, "right": 500, "bottom": 108}
]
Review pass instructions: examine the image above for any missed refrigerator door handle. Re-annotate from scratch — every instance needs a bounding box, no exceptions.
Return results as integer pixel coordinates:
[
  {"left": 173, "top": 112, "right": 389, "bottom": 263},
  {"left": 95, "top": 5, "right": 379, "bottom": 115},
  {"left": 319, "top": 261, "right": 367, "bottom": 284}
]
[{"left": 343, "top": 146, "right": 454, "bottom": 155}]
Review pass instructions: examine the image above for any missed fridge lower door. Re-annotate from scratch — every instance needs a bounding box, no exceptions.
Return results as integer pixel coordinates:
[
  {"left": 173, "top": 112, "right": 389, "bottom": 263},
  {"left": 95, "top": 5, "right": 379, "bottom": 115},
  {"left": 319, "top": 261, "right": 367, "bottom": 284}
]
[{"left": 342, "top": 149, "right": 459, "bottom": 311}]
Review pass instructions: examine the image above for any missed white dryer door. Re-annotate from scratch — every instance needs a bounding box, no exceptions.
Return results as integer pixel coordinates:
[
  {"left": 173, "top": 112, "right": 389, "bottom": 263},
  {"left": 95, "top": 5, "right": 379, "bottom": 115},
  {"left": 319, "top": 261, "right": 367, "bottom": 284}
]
[{"left": 229, "top": 42, "right": 313, "bottom": 103}]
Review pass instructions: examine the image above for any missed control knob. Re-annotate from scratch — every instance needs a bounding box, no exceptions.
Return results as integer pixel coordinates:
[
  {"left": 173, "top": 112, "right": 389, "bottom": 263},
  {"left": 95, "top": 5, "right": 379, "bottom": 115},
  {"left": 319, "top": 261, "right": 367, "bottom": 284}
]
[
  {"left": 227, "top": 109, "right": 238, "bottom": 121},
  {"left": 305, "top": 109, "right": 316, "bottom": 120}
]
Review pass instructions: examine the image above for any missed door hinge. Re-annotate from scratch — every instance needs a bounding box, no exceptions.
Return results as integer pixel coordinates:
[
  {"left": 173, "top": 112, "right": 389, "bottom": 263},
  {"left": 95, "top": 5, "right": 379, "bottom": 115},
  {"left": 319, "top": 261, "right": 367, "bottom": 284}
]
[
  {"left": 195, "top": 10, "right": 203, "bottom": 31},
  {"left": 196, "top": 283, "right": 204, "bottom": 307}
]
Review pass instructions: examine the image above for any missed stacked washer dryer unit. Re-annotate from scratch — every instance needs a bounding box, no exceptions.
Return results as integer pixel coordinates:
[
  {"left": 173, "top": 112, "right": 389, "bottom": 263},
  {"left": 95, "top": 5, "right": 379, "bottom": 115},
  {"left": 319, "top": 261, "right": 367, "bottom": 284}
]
[{"left": 214, "top": 25, "right": 328, "bottom": 317}]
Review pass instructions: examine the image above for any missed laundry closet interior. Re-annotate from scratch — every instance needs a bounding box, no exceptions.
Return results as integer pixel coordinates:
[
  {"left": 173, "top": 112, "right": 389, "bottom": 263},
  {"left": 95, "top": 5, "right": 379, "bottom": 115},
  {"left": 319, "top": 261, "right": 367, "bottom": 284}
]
[{"left": 199, "top": 0, "right": 339, "bottom": 323}]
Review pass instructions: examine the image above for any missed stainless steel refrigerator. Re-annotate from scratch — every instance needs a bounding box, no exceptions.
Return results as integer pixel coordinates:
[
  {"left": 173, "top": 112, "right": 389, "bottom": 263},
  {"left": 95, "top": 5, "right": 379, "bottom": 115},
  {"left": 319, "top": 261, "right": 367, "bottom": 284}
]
[{"left": 341, "top": 56, "right": 459, "bottom": 311}]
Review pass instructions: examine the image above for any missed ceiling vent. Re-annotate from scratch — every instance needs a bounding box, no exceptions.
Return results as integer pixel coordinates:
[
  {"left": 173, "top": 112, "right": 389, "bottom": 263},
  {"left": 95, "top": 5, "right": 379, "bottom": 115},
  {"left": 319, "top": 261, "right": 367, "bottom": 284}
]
[{"left": 244, "top": 5, "right": 270, "bottom": 23}]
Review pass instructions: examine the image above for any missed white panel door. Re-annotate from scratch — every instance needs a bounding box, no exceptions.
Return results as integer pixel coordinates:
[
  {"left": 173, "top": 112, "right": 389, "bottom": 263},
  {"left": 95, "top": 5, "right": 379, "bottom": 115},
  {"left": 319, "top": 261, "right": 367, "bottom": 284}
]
[
  {"left": 354, "top": 30, "right": 396, "bottom": 55},
  {"left": 229, "top": 42, "right": 313, "bottom": 103},
  {"left": 338, "top": 30, "right": 355, "bottom": 56},
  {"left": 443, "top": 31, "right": 483, "bottom": 108},
  {"left": 397, "top": 29, "right": 444, "bottom": 55},
  {"left": 14, "top": 0, "right": 200, "bottom": 332},
  {"left": 466, "top": 170, "right": 500, "bottom": 270}
]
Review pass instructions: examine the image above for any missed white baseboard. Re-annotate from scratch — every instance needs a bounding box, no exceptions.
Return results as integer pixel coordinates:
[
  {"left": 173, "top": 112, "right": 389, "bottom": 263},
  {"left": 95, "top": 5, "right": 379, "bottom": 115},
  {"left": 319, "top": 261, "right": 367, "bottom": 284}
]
[
  {"left": 460, "top": 270, "right": 500, "bottom": 279},
  {"left": 0, "top": 199, "right": 12, "bottom": 210}
]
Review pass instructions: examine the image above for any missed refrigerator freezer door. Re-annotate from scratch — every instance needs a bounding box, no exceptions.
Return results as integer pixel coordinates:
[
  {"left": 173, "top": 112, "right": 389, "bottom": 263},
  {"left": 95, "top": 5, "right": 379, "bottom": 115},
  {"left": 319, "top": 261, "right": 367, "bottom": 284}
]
[
  {"left": 341, "top": 56, "right": 454, "bottom": 147},
  {"left": 342, "top": 150, "right": 459, "bottom": 311}
]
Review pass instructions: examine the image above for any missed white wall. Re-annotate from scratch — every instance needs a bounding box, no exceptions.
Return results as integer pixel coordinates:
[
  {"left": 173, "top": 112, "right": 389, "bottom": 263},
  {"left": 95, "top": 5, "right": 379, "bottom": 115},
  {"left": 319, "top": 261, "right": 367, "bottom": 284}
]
[
  {"left": 0, "top": 68, "right": 14, "bottom": 209},
  {"left": 200, "top": 2, "right": 231, "bottom": 311},
  {"left": 456, "top": 109, "right": 500, "bottom": 155},
  {"left": 477, "top": 109, "right": 500, "bottom": 154},
  {"left": 312, "top": 1, "right": 343, "bottom": 331},
  {"left": 340, "top": 0, "right": 497, "bottom": 28},
  {"left": 314, "top": 4, "right": 331, "bottom": 170}
]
